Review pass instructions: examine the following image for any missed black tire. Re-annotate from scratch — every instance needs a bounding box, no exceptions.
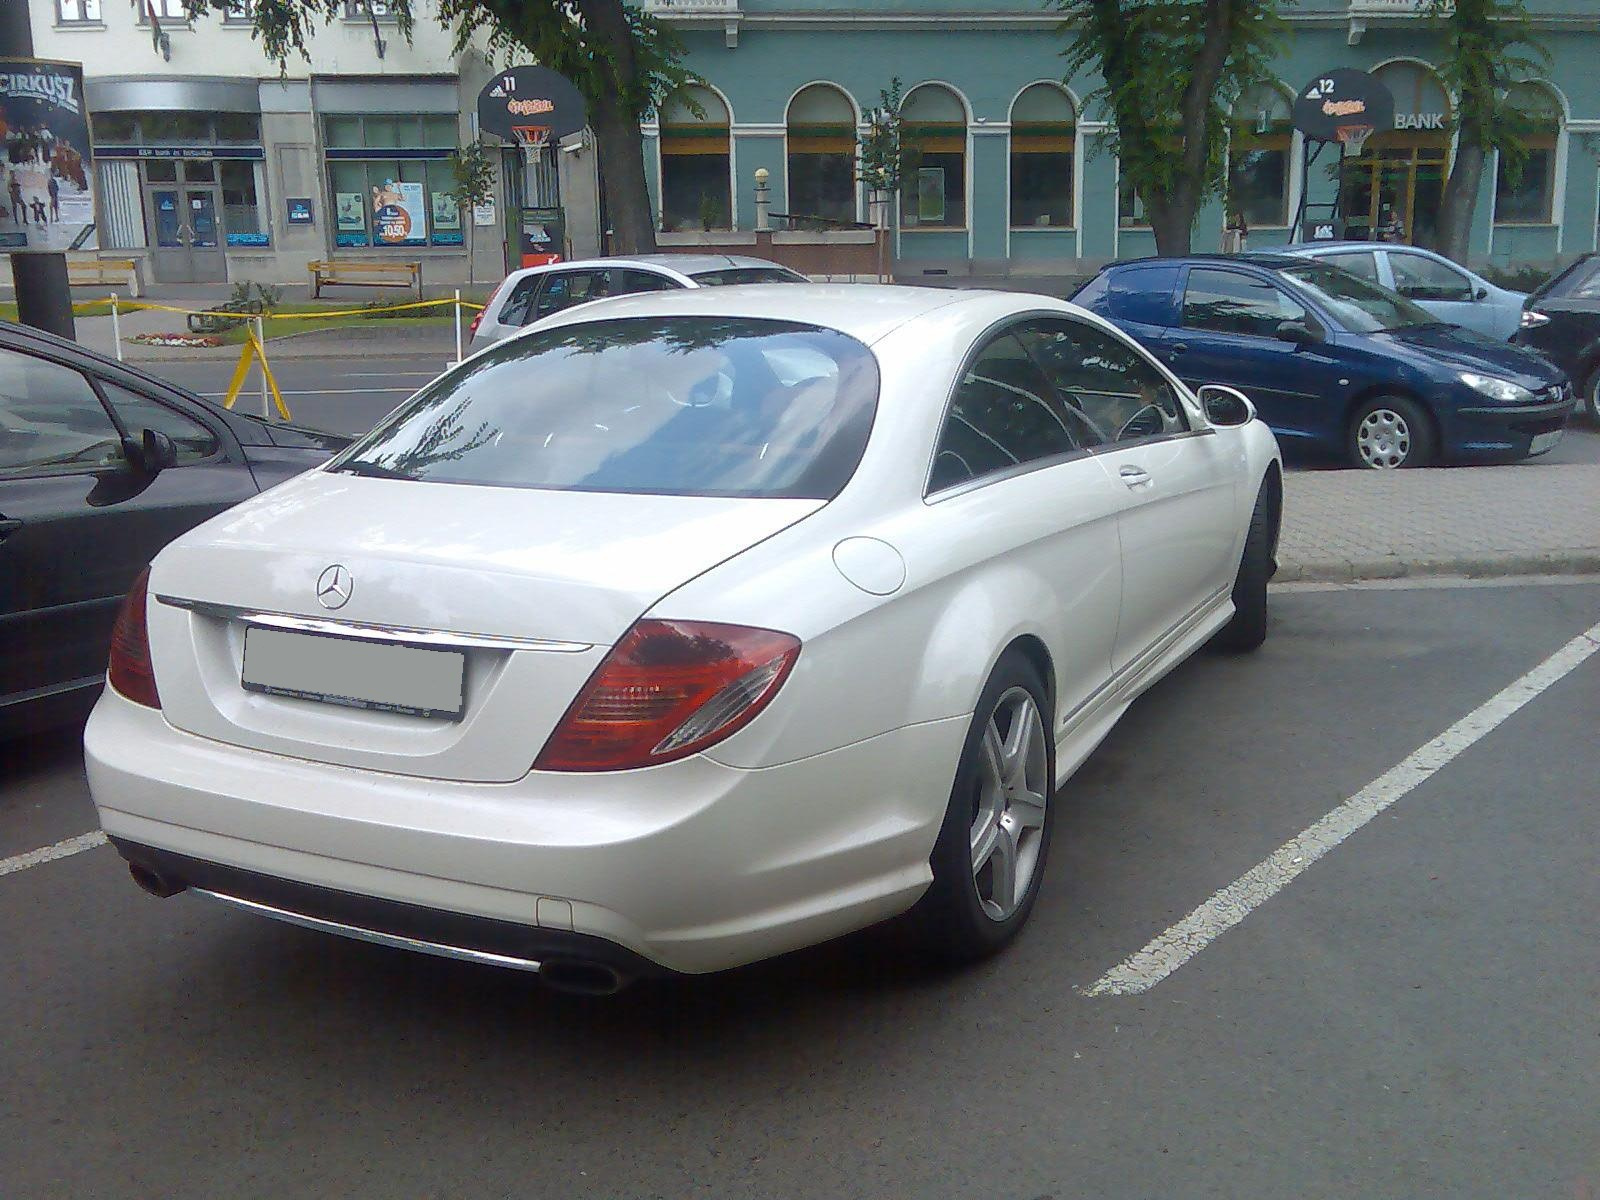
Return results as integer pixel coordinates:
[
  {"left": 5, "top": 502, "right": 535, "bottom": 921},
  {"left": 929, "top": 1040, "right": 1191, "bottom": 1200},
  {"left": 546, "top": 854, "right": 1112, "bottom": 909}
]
[
  {"left": 1212, "top": 475, "right": 1277, "bottom": 653},
  {"left": 914, "top": 651, "right": 1055, "bottom": 964},
  {"left": 1348, "top": 395, "right": 1436, "bottom": 469},
  {"left": 1583, "top": 367, "right": 1600, "bottom": 430}
]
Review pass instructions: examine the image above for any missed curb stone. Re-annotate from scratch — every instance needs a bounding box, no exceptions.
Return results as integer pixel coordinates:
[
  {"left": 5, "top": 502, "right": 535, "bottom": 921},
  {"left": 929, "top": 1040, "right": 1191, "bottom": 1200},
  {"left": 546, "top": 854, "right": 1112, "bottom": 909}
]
[{"left": 1276, "top": 550, "right": 1600, "bottom": 583}]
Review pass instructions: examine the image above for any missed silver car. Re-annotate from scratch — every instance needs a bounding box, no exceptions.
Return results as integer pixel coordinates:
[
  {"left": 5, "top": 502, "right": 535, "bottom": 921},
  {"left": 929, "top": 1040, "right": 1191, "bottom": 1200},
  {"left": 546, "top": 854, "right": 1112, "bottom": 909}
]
[
  {"left": 470, "top": 254, "right": 809, "bottom": 346},
  {"left": 1277, "top": 242, "right": 1525, "bottom": 341}
]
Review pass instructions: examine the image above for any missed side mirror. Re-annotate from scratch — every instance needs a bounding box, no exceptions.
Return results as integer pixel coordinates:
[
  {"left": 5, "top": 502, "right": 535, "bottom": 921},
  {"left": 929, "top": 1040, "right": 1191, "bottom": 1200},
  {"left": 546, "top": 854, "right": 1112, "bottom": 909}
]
[
  {"left": 1474, "top": 286, "right": 1489, "bottom": 300},
  {"left": 126, "top": 428, "right": 178, "bottom": 474},
  {"left": 1196, "top": 384, "right": 1256, "bottom": 428},
  {"left": 1275, "top": 319, "right": 1322, "bottom": 346}
]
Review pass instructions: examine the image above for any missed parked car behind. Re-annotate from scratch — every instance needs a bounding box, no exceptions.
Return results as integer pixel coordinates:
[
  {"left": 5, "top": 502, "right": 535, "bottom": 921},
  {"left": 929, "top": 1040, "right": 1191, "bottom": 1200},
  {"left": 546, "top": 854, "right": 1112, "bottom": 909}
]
[
  {"left": 0, "top": 320, "right": 347, "bottom": 737},
  {"left": 1513, "top": 252, "right": 1600, "bottom": 425},
  {"left": 1278, "top": 241, "right": 1526, "bottom": 341},
  {"left": 470, "top": 254, "right": 809, "bottom": 347},
  {"left": 1072, "top": 255, "right": 1573, "bottom": 468}
]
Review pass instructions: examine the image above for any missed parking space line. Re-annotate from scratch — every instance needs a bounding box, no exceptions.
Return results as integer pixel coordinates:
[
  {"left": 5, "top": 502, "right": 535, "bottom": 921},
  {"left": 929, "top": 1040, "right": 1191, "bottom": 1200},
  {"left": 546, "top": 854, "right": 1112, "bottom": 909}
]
[
  {"left": 0, "top": 830, "right": 108, "bottom": 878},
  {"left": 1083, "top": 617, "right": 1600, "bottom": 997}
]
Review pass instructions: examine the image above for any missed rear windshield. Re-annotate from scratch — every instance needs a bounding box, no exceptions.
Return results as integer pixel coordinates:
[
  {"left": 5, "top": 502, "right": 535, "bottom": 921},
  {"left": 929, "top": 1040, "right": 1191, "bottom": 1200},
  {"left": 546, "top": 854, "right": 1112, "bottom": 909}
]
[
  {"left": 1280, "top": 263, "right": 1436, "bottom": 332},
  {"left": 690, "top": 268, "right": 808, "bottom": 286},
  {"left": 1537, "top": 255, "right": 1600, "bottom": 301},
  {"left": 332, "top": 317, "right": 879, "bottom": 499}
]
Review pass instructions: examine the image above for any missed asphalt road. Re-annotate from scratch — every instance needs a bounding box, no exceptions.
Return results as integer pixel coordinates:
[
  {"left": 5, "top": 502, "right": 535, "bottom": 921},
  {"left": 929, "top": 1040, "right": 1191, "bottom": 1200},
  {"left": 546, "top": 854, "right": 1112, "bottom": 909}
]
[
  {"left": 146, "top": 353, "right": 1600, "bottom": 467},
  {"left": 3, "top": 579, "right": 1596, "bottom": 1198}
]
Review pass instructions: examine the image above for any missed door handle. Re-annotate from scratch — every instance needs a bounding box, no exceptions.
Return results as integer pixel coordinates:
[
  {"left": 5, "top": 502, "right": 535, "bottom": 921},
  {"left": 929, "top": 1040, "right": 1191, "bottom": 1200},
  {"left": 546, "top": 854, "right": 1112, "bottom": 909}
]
[
  {"left": 0, "top": 518, "right": 22, "bottom": 542},
  {"left": 1168, "top": 342, "right": 1189, "bottom": 355},
  {"left": 1119, "top": 466, "right": 1152, "bottom": 488}
]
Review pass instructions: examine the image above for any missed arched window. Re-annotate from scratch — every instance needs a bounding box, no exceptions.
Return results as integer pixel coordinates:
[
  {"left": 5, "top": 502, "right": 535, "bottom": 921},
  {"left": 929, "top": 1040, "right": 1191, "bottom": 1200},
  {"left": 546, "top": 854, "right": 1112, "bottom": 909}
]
[
  {"left": 1009, "top": 84, "right": 1075, "bottom": 229},
  {"left": 786, "top": 84, "right": 857, "bottom": 224},
  {"left": 1227, "top": 83, "right": 1293, "bottom": 229},
  {"left": 1339, "top": 62, "right": 1451, "bottom": 244},
  {"left": 1495, "top": 83, "right": 1562, "bottom": 225},
  {"left": 659, "top": 85, "right": 731, "bottom": 232},
  {"left": 900, "top": 84, "right": 966, "bottom": 229}
]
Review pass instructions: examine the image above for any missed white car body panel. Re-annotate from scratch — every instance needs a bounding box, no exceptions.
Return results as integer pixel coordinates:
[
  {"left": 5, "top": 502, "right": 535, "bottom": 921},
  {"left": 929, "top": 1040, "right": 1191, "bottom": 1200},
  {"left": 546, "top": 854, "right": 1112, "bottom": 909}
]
[{"left": 85, "top": 285, "right": 1283, "bottom": 975}]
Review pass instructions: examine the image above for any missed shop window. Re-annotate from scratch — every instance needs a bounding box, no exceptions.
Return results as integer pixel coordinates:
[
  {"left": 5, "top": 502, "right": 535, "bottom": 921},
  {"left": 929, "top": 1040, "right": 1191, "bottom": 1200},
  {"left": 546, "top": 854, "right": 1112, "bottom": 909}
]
[
  {"left": 215, "top": 113, "right": 262, "bottom": 143},
  {"left": 421, "top": 115, "right": 458, "bottom": 147},
  {"left": 221, "top": 160, "right": 267, "bottom": 246},
  {"left": 1227, "top": 83, "right": 1292, "bottom": 228},
  {"left": 328, "top": 158, "right": 461, "bottom": 249},
  {"left": 786, "top": 84, "right": 858, "bottom": 224},
  {"left": 659, "top": 86, "right": 732, "bottom": 232},
  {"left": 1495, "top": 83, "right": 1560, "bottom": 225},
  {"left": 1009, "top": 84, "right": 1075, "bottom": 229},
  {"left": 900, "top": 84, "right": 967, "bottom": 229},
  {"left": 56, "top": 0, "right": 101, "bottom": 23},
  {"left": 1118, "top": 175, "right": 1149, "bottom": 229},
  {"left": 323, "top": 115, "right": 364, "bottom": 149},
  {"left": 93, "top": 113, "right": 139, "bottom": 143}
]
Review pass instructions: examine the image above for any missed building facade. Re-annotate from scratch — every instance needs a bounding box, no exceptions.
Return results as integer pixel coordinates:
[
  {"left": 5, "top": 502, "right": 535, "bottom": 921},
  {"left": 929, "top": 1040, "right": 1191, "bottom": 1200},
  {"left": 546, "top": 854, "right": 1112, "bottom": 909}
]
[
  {"left": 28, "top": 0, "right": 527, "bottom": 285},
  {"left": 642, "top": 0, "right": 1600, "bottom": 274}
]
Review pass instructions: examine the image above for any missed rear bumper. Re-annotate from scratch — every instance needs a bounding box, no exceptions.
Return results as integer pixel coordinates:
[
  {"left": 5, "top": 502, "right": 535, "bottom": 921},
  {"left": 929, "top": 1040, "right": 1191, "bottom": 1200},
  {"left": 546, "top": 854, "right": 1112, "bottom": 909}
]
[{"left": 85, "top": 690, "right": 965, "bottom": 975}]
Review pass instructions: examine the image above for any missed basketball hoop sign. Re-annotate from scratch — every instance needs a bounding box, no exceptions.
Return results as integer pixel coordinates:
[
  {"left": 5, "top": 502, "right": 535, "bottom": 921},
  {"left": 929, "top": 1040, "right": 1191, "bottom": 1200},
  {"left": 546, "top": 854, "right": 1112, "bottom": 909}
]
[
  {"left": 1292, "top": 68, "right": 1395, "bottom": 147},
  {"left": 476, "top": 66, "right": 586, "bottom": 149}
]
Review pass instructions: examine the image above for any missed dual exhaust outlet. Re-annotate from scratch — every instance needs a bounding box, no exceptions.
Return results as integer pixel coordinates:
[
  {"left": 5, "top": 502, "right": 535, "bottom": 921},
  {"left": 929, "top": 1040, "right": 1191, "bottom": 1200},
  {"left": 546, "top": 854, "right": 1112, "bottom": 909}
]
[{"left": 127, "top": 863, "right": 630, "bottom": 995}]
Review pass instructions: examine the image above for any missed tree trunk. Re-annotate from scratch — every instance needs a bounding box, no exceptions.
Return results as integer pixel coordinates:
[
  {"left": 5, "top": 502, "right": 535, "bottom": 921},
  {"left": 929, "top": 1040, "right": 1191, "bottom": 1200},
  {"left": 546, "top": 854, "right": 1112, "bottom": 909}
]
[
  {"left": 579, "top": 0, "right": 657, "bottom": 255},
  {"left": 1148, "top": 198, "right": 1195, "bottom": 256},
  {"left": 1432, "top": 136, "right": 1484, "bottom": 262}
]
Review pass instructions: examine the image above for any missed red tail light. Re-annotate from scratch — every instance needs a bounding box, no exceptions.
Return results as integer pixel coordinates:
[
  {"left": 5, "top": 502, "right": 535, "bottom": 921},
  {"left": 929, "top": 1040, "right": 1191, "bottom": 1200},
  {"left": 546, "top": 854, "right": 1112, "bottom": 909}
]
[
  {"left": 470, "top": 278, "right": 508, "bottom": 337},
  {"left": 108, "top": 567, "right": 160, "bottom": 709},
  {"left": 535, "top": 619, "right": 800, "bottom": 772}
]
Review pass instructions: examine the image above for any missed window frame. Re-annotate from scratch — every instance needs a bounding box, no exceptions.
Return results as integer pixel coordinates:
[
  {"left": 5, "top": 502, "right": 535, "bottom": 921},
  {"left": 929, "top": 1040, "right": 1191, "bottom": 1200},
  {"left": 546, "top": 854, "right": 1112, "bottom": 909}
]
[
  {"left": 54, "top": 0, "right": 103, "bottom": 25},
  {"left": 97, "top": 379, "right": 225, "bottom": 467},
  {"left": 1386, "top": 251, "right": 1474, "bottom": 303},
  {"left": 0, "top": 351, "right": 144, "bottom": 482},
  {"left": 1318, "top": 250, "right": 1381, "bottom": 284},
  {"left": 1180, "top": 266, "right": 1310, "bottom": 340},
  {"left": 923, "top": 313, "right": 1202, "bottom": 502}
]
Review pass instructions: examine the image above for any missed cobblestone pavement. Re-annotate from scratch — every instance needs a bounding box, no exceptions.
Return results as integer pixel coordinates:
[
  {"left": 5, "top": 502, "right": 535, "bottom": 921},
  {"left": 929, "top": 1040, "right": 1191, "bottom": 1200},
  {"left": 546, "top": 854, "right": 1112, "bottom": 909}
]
[{"left": 1278, "top": 457, "right": 1600, "bottom": 581}]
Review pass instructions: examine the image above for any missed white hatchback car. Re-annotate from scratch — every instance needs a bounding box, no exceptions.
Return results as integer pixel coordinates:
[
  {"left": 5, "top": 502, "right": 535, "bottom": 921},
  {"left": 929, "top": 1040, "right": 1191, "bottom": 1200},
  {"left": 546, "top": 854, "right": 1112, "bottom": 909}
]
[
  {"left": 470, "top": 253, "right": 809, "bottom": 346},
  {"left": 86, "top": 286, "right": 1282, "bottom": 992}
]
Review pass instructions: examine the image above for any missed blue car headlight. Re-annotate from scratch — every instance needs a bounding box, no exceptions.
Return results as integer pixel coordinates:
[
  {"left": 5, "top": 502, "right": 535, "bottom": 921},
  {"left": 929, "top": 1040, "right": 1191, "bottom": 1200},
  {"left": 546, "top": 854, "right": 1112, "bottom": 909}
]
[{"left": 1458, "top": 372, "right": 1536, "bottom": 403}]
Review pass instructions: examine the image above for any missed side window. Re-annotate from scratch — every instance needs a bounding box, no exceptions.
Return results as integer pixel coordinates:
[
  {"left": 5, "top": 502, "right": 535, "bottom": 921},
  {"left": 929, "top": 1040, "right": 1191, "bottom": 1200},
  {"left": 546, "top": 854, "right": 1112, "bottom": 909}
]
[
  {"left": 619, "top": 270, "right": 681, "bottom": 294},
  {"left": 1019, "top": 319, "right": 1189, "bottom": 446},
  {"left": 497, "top": 274, "right": 545, "bottom": 327},
  {"left": 1182, "top": 267, "right": 1307, "bottom": 338},
  {"left": 1389, "top": 253, "right": 1473, "bottom": 302},
  {"left": 0, "top": 347, "right": 126, "bottom": 478},
  {"left": 1321, "top": 251, "right": 1380, "bottom": 283},
  {"left": 929, "top": 331, "right": 1085, "bottom": 493},
  {"left": 100, "top": 382, "right": 220, "bottom": 464},
  {"left": 533, "top": 271, "right": 603, "bottom": 319}
]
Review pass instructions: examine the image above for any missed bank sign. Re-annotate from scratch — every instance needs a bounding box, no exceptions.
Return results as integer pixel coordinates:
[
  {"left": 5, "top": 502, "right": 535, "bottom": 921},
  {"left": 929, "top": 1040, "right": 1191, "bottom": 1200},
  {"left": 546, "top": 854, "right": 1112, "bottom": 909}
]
[{"left": 0, "top": 58, "right": 96, "bottom": 254}]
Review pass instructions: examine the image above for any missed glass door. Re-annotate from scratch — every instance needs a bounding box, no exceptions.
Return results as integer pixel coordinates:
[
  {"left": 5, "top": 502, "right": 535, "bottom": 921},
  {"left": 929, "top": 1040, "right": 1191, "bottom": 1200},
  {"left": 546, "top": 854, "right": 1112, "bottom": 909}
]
[{"left": 143, "top": 160, "right": 228, "bottom": 282}]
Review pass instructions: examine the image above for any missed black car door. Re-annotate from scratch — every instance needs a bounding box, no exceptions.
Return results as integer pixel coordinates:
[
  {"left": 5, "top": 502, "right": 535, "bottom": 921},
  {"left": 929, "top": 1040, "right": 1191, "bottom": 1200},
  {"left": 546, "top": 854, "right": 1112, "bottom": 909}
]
[{"left": 0, "top": 344, "right": 256, "bottom": 708}]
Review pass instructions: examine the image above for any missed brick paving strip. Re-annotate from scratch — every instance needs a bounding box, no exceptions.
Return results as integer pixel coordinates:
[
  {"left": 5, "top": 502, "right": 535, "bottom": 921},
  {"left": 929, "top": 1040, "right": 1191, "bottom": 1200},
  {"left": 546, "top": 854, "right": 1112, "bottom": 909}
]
[{"left": 1278, "top": 462, "right": 1600, "bottom": 582}]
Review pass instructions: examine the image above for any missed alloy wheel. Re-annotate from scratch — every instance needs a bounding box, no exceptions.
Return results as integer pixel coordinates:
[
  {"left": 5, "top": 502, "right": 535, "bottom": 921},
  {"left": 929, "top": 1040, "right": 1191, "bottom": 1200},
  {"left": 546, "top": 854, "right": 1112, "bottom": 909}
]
[
  {"left": 969, "top": 687, "right": 1050, "bottom": 922},
  {"left": 1356, "top": 408, "right": 1411, "bottom": 468}
]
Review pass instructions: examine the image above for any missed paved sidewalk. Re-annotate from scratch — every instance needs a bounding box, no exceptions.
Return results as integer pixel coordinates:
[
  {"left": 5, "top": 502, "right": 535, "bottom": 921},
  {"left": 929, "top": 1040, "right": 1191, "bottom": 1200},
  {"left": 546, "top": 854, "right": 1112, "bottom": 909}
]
[{"left": 1278, "top": 460, "right": 1600, "bottom": 582}]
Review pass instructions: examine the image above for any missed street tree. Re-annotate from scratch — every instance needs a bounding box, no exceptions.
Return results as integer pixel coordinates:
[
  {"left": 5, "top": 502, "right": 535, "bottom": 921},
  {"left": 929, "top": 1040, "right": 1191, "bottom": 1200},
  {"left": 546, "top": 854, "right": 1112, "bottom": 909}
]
[
  {"left": 1424, "top": 0, "right": 1549, "bottom": 262},
  {"left": 184, "top": 0, "right": 694, "bottom": 254},
  {"left": 448, "top": 138, "right": 496, "bottom": 285},
  {"left": 1053, "top": 0, "right": 1286, "bottom": 254}
]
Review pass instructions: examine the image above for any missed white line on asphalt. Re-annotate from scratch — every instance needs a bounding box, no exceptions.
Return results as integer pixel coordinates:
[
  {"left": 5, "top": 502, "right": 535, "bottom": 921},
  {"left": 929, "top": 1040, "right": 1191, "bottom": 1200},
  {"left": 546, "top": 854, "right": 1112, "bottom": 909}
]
[
  {"left": 0, "top": 830, "right": 108, "bottom": 878},
  {"left": 1083, "top": 617, "right": 1600, "bottom": 997},
  {"left": 343, "top": 372, "right": 439, "bottom": 378}
]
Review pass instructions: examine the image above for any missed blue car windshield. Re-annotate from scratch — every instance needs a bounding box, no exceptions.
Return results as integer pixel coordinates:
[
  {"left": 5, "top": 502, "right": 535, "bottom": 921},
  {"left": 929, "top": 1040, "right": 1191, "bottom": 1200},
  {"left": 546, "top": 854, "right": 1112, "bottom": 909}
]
[{"left": 1281, "top": 264, "right": 1437, "bottom": 333}]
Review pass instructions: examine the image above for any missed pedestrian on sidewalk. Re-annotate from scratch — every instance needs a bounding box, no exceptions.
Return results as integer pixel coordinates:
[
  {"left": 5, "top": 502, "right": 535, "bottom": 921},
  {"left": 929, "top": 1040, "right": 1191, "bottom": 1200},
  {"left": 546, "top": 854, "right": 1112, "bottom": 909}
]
[
  {"left": 7, "top": 172, "right": 22, "bottom": 224},
  {"left": 1222, "top": 210, "right": 1249, "bottom": 254},
  {"left": 48, "top": 176, "right": 60, "bottom": 222}
]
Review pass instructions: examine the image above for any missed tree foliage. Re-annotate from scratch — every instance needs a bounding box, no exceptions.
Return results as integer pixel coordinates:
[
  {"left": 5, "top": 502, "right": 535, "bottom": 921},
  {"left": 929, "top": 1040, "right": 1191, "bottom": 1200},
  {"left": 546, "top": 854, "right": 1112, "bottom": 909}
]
[
  {"left": 1053, "top": 0, "right": 1287, "bottom": 254},
  {"left": 857, "top": 78, "right": 905, "bottom": 195},
  {"left": 1424, "top": 0, "right": 1550, "bottom": 260}
]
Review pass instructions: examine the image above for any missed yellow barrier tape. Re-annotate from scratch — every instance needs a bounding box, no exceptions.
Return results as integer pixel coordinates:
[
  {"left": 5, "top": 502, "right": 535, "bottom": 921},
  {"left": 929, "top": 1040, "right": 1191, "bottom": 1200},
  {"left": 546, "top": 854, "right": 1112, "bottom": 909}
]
[
  {"left": 113, "top": 297, "right": 463, "bottom": 319},
  {"left": 220, "top": 329, "right": 291, "bottom": 421}
]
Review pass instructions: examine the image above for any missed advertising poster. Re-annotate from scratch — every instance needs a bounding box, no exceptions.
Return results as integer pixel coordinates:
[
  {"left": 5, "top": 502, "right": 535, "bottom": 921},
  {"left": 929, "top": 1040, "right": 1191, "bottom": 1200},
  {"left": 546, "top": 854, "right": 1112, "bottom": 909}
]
[
  {"left": 0, "top": 58, "right": 95, "bottom": 253},
  {"left": 916, "top": 167, "right": 946, "bottom": 225},
  {"left": 371, "top": 178, "right": 427, "bottom": 246},
  {"left": 429, "top": 189, "right": 462, "bottom": 245}
]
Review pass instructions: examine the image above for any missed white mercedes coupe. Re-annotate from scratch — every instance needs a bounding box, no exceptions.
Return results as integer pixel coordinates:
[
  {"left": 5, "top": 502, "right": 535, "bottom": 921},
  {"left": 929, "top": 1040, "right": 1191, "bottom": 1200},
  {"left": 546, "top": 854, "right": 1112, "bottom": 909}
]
[{"left": 85, "top": 285, "right": 1282, "bottom": 993}]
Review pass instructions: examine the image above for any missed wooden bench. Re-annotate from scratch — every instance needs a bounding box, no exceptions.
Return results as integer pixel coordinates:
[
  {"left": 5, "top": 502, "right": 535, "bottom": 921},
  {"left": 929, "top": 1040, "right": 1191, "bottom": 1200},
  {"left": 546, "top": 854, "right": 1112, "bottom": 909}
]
[
  {"left": 66, "top": 257, "right": 141, "bottom": 297},
  {"left": 308, "top": 259, "right": 423, "bottom": 300}
]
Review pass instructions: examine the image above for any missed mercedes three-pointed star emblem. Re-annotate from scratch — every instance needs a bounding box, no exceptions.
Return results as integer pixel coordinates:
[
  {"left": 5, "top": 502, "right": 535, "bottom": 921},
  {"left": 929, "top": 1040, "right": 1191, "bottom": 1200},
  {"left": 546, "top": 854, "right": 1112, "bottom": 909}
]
[{"left": 315, "top": 564, "right": 353, "bottom": 610}]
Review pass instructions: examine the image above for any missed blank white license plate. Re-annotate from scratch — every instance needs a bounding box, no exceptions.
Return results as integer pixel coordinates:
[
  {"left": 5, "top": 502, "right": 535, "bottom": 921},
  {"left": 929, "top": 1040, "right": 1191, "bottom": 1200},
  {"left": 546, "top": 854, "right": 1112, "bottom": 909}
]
[
  {"left": 241, "top": 626, "right": 465, "bottom": 721},
  {"left": 1529, "top": 430, "right": 1563, "bottom": 455}
]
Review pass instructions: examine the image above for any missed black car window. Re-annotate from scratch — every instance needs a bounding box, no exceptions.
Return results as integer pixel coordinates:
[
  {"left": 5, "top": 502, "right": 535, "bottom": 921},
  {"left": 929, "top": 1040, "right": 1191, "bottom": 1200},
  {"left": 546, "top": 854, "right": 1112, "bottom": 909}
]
[
  {"left": 1389, "top": 252, "right": 1473, "bottom": 302},
  {"left": 690, "top": 268, "right": 808, "bottom": 286},
  {"left": 100, "top": 382, "right": 219, "bottom": 464},
  {"left": 0, "top": 347, "right": 126, "bottom": 478},
  {"left": 1182, "top": 268, "right": 1307, "bottom": 338},
  {"left": 1018, "top": 319, "right": 1188, "bottom": 446},
  {"left": 619, "top": 270, "right": 681, "bottom": 294},
  {"left": 533, "top": 270, "right": 606, "bottom": 320},
  {"left": 1320, "top": 251, "right": 1380, "bottom": 283},
  {"left": 1281, "top": 264, "right": 1436, "bottom": 332},
  {"left": 497, "top": 274, "right": 545, "bottom": 326},
  {"left": 334, "top": 317, "right": 880, "bottom": 500},
  {"left": 930, "top": 331, "right": 1086, "bottom": 493}
]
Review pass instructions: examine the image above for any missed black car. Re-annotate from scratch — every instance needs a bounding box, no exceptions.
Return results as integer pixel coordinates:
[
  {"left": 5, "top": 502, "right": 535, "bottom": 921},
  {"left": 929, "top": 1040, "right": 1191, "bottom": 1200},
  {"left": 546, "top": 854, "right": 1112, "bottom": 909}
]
[
  {"left": 1, "top": 320, "right": 347, "bottom": 735},
  {"left": 1514, "top": 253, "right": 1600, "bottom": 425}
]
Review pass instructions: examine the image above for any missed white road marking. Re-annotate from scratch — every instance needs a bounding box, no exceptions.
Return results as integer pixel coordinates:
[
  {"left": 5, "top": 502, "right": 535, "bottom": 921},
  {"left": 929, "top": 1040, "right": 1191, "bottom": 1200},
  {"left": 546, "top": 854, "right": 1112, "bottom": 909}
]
[
  {"left": 1083, "top": 617, "right": 1600, "bottom": 997},
  {"left": 0, "top": 830, "right": 108, "bottom": 878},
  {"left": 343, "top": 372, "right": 439, "bottom": 378}
]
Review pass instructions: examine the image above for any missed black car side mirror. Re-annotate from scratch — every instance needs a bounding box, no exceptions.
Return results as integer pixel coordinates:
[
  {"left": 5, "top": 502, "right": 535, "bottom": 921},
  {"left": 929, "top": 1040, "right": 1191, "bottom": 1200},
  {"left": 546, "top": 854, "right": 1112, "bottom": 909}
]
[
  {"left": 1275, "top": 320, "right": 1322, "bottom": 346},
  {"left": 126, "top": 429, "right": 178, "bottom": 474},
  {"left": 1196, "top": 384, "right": 1256, "bottom": 428},
  {"left": 1474, "top": 286, "right": 1489, "bottom": 300}
]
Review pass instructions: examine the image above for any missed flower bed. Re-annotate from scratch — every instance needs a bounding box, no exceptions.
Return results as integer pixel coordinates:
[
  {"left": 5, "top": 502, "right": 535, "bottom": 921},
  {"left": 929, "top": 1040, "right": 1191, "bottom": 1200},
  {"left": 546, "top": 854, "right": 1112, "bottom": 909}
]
[{"left": 130, "top": 332, "right": 224, "bottom": 348}]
